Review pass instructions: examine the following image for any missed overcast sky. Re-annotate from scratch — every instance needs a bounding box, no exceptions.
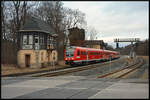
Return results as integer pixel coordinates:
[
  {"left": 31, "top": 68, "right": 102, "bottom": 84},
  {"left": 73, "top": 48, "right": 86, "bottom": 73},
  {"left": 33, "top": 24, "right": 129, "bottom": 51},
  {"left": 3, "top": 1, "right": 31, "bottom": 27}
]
[{"left": 63, "top": 1, "right": 149, "bottom": 48}]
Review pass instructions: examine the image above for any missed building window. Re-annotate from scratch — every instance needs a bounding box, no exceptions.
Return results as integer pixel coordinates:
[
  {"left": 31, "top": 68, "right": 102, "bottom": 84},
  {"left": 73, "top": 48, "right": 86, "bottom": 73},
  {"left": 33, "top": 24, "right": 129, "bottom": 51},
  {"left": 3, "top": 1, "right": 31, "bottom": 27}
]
[
  {"left": 47, "top": 36, "right": 50, "bottom": 45},
  {"left": 35, "top": 38, "right": 38, "bottom": 43},
  {"left": 40, "top": 35, "right": 44, "bottom": 45},
  {"left": 23, "top": 35, "right": 27, "bottom": 44},
  {"left": 42, "top": 36, "right": 44, "bottom": 44},
  {"left": 50, "top": 36, "right": 53, "bottom": 44},
  {"left": 29, "top": 35, "right": 33, "bottom": 44}
]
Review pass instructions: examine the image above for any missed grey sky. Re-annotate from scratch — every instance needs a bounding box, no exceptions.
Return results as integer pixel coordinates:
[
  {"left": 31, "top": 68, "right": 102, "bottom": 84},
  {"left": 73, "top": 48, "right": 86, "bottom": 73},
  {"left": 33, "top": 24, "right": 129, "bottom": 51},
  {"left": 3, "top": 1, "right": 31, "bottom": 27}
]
[{"left": 63, "top": 1, "right": 149, "bottom": 48}]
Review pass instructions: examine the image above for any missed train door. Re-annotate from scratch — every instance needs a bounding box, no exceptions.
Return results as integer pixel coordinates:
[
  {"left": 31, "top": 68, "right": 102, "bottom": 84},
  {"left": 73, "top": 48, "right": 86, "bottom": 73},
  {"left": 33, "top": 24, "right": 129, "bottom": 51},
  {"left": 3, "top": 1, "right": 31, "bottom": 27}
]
[
  {"left": 100, "top": 51, "right": 103, "bottom": 60},
  {"left": 83, "top": 50, "right": 86, "bottom": 60},
  {"left": 103, "top": 50, "right": 106, "bottom": 61},
  {"left": 80, "top": 50, "right": 83, "bottom": 60},
  {"left": 86, "top": 50, "right": 88, "bottom": 62},
  {"left": 102, "top": 50, "right": 104, "bottom": 60}
]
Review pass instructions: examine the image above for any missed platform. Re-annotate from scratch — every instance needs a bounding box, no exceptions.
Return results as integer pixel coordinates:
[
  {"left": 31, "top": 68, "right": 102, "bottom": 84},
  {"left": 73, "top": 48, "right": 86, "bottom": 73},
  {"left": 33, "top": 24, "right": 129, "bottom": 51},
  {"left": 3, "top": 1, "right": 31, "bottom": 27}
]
[{"left": 1, "top": 76, "right": 149, "bottom": 99}]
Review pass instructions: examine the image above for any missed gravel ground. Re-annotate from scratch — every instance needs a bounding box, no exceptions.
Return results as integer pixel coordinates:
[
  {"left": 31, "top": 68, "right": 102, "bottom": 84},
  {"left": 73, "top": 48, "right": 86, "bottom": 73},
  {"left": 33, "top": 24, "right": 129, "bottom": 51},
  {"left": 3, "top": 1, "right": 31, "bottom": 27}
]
[
  {"left": 65, "top": 56, "right": 148, "bottom": 79},
  {"left": 2, "top": 64, "right": 69, "bottom": 76},
  {"left": 66, "top": 58, "right": 127, "bottom": 78},
  {"left": 127, "top": 58, "right": 149, "bottom": 79}
]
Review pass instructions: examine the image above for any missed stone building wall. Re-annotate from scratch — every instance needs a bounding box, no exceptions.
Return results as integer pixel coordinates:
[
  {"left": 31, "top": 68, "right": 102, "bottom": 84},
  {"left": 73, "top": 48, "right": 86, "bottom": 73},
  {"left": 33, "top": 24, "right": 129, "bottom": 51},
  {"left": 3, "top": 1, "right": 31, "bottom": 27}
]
[
  {"left": 93, "top": 45, "right": 101, "bottom": 49},
  {"left": 17, "top": 50, "right": 58, "bottom": 68}
]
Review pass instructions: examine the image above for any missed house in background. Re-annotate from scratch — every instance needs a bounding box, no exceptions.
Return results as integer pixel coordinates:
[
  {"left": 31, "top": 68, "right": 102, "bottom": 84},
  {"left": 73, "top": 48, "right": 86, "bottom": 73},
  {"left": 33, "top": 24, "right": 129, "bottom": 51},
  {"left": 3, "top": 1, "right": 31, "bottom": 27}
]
[
  {"left": 67, "top": 27, "right": 106, "bottom": 49},
  {"left": 83, "top": 40, "right": 107, "bottom": 49},
  {"left": 17, "top": 16, "right": 58, "bottom": 68}
]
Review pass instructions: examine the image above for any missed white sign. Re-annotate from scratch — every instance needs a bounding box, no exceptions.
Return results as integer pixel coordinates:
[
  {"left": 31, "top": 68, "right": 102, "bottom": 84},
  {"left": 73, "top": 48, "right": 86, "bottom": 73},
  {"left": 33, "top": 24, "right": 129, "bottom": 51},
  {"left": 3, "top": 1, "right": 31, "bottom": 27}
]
[{"left": 23, "top": 45, "right": 33, "bottom": 49}]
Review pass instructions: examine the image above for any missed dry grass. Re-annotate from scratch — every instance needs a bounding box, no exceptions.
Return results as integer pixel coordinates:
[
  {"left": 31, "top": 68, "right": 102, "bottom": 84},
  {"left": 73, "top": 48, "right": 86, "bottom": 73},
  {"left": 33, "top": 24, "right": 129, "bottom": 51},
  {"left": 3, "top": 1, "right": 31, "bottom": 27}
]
[
  {"left": 126, "top": 57, "right": 136, "bottom": 65},
  {"left": 137, "top": 56, "right": 149, "bottom": 65},
  {"left": 140, "top": 69, "right": 149, "bottom": 79},
  {"left": 1, "top": 64, "right": 69, "bottom": 76},
  {"left": 2, "top": 56, "right": 148, "bottom": 76},
  {"left": 138, "top": 56, "right": 149, "bottom": 79}
]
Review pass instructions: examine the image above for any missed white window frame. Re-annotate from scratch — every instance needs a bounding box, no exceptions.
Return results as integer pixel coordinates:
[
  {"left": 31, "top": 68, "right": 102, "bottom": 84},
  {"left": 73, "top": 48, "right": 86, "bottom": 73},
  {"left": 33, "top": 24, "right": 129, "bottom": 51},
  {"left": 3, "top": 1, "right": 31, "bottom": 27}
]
[
  {"left": 29, "top": 35, "right": 33, "bottom": 44},
  {"left": 23, "top": 35, "right": 27, "bottom": 45}
]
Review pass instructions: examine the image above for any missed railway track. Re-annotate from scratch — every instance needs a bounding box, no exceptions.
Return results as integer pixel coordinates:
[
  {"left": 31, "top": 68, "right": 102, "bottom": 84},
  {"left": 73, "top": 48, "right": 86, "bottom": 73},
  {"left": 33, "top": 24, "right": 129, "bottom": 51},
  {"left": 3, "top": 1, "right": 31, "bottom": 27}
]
[
  {"left": 98, "top": 57, "right": 144, "bottom": 79},
  {"left": 31, "top": 57, "right": 124, "bottom": 77}
]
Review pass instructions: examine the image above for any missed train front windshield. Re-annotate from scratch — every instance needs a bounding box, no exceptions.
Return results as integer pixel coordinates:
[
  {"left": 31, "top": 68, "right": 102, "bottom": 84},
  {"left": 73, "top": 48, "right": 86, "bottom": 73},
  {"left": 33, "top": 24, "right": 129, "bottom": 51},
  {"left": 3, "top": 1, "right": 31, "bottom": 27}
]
[{"left": 66, "top": 47, "right": 75, "bottom": 57}]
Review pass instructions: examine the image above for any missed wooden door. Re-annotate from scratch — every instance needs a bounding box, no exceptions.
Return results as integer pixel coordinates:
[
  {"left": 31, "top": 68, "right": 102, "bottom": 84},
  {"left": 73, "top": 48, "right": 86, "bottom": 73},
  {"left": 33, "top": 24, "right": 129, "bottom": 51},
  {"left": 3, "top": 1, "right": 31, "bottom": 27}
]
[{"left": 25, "top": 55, "right": 30, "bottom": 67}]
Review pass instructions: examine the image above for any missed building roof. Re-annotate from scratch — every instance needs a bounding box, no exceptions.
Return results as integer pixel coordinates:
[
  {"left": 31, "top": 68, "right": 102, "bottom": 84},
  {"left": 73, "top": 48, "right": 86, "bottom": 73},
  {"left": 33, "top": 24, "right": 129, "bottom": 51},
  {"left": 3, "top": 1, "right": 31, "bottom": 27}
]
[{"left": 19, "top": 16, "right": 56, "bottom": 35}]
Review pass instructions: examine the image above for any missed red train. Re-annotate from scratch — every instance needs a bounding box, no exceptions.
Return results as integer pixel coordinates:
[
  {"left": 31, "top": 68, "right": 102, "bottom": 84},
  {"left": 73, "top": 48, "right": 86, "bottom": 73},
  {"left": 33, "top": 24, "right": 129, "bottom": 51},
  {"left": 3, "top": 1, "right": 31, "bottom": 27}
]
[{"left": 64, "top": 46, "right": 120, "bottom": 66}]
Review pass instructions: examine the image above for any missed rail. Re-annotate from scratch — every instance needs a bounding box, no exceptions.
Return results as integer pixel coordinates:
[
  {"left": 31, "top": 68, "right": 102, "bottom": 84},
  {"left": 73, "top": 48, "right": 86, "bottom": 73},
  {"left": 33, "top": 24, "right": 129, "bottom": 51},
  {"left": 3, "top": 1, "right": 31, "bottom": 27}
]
[
  {"left": 32, "top": 57, "right": 123, "bottom": 77},
  {"left": 98, "top": 57, "right": 144, "bottom": 79}
]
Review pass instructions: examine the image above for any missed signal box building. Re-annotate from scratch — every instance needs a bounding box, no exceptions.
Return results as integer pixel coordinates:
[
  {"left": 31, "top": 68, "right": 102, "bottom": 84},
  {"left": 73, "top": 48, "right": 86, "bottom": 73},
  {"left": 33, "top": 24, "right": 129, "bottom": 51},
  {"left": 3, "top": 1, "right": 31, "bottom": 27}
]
[{"left": 17, "top": 16, "right": 58, "bottom": 68}]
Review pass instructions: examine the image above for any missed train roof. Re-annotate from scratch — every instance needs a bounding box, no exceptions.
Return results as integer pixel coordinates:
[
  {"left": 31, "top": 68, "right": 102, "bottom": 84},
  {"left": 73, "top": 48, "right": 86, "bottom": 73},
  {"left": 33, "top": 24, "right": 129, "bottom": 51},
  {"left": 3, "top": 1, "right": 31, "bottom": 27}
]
[
  {"left": 68, "top": 46, "right": 119, "bottom": 53},
  {"left": 73, "top": 46, "right": 101, "bottom": 51}
]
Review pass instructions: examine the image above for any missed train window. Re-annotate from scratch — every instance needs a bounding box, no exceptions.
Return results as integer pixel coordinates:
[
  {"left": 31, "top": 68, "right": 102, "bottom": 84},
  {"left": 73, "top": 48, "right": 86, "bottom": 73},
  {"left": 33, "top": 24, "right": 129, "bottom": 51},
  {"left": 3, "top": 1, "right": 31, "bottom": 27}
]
[
  {"left": 82, "top": 51, "right": 83, "bottom": 56},
  {"left": 66, "top": 52, "right": 69, "bottom": 56},
  {"left": 84, "top": 51, "right": 86, "bottom": 55},
  {"left": 69, "top": 51, "right": 73, "bottom": 57},
  {"left": 77, "top": 50, "right": 80, "bottom": 56}
]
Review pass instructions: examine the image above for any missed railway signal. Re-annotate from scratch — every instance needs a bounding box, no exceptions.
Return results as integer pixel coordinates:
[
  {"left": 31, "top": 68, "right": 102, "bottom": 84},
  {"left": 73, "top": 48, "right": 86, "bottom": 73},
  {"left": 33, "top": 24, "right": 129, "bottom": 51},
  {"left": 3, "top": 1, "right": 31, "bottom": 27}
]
[{"left": 114, "top": 38, "right": 140, "bottom": 59}]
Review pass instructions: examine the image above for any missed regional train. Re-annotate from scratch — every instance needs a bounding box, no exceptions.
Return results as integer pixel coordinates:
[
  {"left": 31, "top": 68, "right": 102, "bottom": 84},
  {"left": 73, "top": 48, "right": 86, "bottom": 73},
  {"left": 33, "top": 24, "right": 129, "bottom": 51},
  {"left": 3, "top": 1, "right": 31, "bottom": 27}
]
[{"left": 64, "top": 46, "right": 120, "bottom": 66}]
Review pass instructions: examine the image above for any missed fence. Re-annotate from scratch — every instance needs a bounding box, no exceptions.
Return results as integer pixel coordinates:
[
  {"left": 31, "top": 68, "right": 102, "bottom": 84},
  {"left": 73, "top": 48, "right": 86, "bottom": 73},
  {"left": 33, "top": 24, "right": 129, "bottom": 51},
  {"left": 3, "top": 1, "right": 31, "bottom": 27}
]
[{"left": 1, "top": 40, "right": 18, "bottom": 64}]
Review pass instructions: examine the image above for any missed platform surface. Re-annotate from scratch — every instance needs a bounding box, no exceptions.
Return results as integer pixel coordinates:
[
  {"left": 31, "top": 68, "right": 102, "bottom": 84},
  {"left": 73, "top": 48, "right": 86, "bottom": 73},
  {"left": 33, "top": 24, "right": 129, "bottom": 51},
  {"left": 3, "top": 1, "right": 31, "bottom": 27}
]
[{"left": 1, "top": 76, "right": 149, "bottom": 99}]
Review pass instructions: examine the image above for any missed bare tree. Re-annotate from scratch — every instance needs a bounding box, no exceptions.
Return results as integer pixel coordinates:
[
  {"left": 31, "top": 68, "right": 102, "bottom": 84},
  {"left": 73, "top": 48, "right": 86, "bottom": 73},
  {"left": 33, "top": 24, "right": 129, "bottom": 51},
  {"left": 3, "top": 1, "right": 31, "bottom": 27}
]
[
  {"left": 1, "top": 1, "right": 35, "bottom": 42},
  {"left": 87, "top": 26, "right": 99, "bottom": 40},
  {"left": 62, "top": 7, "right": 87, "bottom": 29},
  {"left": 1, "top": 1, "right": 38, "bottom": 64},
  {"left": 12, "top": 1, "right": 36, "bottom": 42},
  {"left": 1, "top": 1, "right": 10, "bottom": 41},
  {"left": 33, "top": 1, "right": 87, "bottom": 61},
  {"left": 33, "top": 1, "right": 65, "bottom": 61},
  {"left": 1, "top": 1, "right": 5, "bottom": 40}
]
